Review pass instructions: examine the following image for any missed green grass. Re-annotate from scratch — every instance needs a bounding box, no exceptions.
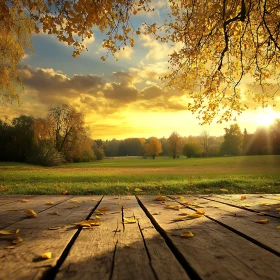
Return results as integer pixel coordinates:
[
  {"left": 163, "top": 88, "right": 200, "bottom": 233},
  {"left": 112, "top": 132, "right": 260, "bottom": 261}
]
[{"left": 0, "top": 155, "right": 279, "bottom": 195}]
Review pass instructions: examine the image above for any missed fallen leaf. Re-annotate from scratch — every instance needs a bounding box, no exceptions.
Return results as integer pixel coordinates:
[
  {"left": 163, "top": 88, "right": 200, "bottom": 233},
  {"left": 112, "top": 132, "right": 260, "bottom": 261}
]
[
  {"left": 123, "top": 217, "right": 137, "bottom": 224},
  {"left": 187, "top": 213, "right": 203, "bottom": 219},
  {"left": 124, "top": 197, "right": 131, "bottom": 200},
  {"left": 152, "top": 212, "right": 161, "bottom": 215},
  {"left": 95, "top": 215, "right": 100, "bottom": 219},
  {"left": 220, "top": 188, "right": 229, "bottom": 193},
  {"left": 241, "top": 196, "right": 247, "bottom": 200},
  {"left": 48, "top": 211, "right": 59, "bottom": 215},
  {"left": 24, "top": 209, "right": 37, "bottom": 218},
  {"left": 134, "top": 188, "right": 142, "bottom": 192},
  {"left": 244, "top": 204, "right": 252, "bottom": 207},
  {"left": 20, "top": 199, "right": 29, "bottom": 203},
  {"left": 12, "top": 237, "right": 23, "bottom": 244},
  {"left": 0, "top": 229, "right": 19, "bottom": 235},
  {"left": 97, "top": 206, "right": 109, "bottom": 212},
  {"left": 154, "top": 195, "right": 166, "bottom": 201},
  {"left": 196, "top": 210, "right": 205, "bottom": 215},
  {"left": 48, "top": 227, "right": 61, "bottom": 230},
  {"left": 5, "top": 246, "right": 15, "bottom": 249},
  {"left": 180, "top": 231, "right": 194, "bottom": 238},
  {"left": 255, "top": 219, "right": 269, "bottom": 224},
  {"left": 45, "top": 202, "right": 54, "bottom": 205},
  {"left": 165, "top": 205, "right": 182, "bottom": 210},
  {"left": 75, "top": 220, "right": 101, "bottom": 227},
  {"left": 172, "top": 217, "right": 186, "bottom": 222},
  {"left": 178, "top": 212, "right": 190, "bottom": 216},
  {"left": 41, "top": 252, "right": 52, "bottom": 259},
  {"left": 65, "top": 205, "right": 79, "bottom": 209},
  {"left": 61, "top": 190, "right": 69, "bottom": 195},
  {"left": 257, "top": 212, "right": 267, "bottom": 216}
]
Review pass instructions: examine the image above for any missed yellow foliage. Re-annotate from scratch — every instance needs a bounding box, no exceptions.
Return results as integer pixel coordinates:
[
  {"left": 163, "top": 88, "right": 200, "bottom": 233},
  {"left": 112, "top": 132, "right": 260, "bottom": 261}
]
[
  {"left": 41, "top": 252, "right": 52, "bottom": 259},
  {"left": 24, "top": 209, "right": 37, "bottom": 218}
]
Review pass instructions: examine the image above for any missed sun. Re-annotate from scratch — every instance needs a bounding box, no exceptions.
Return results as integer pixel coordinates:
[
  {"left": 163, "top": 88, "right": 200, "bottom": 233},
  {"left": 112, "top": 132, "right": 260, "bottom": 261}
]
[{"left": 256, "top": 109, "right": 276, "bottom": 126}]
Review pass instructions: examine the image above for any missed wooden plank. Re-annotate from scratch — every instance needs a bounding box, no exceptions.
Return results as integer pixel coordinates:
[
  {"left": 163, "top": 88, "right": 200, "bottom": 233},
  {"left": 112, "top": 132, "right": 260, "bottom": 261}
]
[
  {"left": 112, "top": 196, "right": 190, "bottom": 280},
  {"left": 56, "top": 196, "right": 122, "bottom": 280},
  {"left": 0, "top": 195, "right": 75, "bottom": 228},
  {"left": 138, "top": 195, "right": 280, "bottom": 280},
  {"left": 171, "top": 195, "right": 280, "bottom": 254},
  {"left": 202, "top": 194, "right": 280, "bottom": 219},
  {"left": 0, "top": 196, "right": 102, "bottom": 280},
  {"left": 0, "top": 195, "right": 37, "bottom": 206}
]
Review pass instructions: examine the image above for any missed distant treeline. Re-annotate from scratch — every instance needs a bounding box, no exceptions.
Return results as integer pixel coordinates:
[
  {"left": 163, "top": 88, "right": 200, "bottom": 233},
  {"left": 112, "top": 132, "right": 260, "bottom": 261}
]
[{"left": 1, "top": 105, "right": 280, "bottom": 166}]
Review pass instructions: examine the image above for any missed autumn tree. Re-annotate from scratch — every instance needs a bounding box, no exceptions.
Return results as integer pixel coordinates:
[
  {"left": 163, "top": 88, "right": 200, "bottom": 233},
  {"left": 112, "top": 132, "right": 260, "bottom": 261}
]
[
  {"left": 183, "top": 142, "right": 202, "bottom": 158},
  {"left": 221, "top": 124, "right": 243, "bottom": 156},
  {"left": 200, "top": 130, "right": 210, "bottom": 157},
  {"left": 145, "top": 137, "right": 162, "bottom": 159},
  {"left": 167, "top": 132, "right": 184, "bottom": 159},
  {"left": 2, "top": 0, "right": 280, "bottom": 122}
]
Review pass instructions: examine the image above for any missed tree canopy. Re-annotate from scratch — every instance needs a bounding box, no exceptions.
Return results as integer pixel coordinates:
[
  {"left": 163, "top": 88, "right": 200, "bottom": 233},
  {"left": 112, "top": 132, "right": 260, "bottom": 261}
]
[{"left": 2, "top": 0, "right": 280, "bottom": 122}]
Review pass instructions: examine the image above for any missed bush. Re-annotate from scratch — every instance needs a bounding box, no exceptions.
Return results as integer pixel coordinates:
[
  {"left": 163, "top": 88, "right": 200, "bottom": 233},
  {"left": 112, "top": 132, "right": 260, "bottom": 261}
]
[{"left": 27, "top": 144, "right": 64, "bottom": 166}]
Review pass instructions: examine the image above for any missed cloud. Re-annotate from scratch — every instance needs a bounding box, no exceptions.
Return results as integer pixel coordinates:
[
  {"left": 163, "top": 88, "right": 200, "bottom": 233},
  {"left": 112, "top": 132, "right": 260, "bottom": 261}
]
[{"left": 115, "top": 46, "right": 134, "bottom": 60}]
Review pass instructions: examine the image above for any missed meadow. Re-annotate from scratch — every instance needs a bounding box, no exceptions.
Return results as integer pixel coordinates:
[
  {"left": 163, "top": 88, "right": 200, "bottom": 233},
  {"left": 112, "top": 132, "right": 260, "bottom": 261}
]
[{"left": 0, "top": 155, "right": 279, "bottom": 195}]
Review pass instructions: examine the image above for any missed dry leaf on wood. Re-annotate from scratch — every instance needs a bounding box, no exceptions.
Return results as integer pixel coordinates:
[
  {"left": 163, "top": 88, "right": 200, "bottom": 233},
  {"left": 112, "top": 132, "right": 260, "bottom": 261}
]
[
  {"left": 255, "top": 219, "right": 269, "bottom": 224},
  {"left": 180, "top": 231, "right": 194, "bottom": 238},
  {"left": 41, "top": 252, "right": 52, "bottom": 259},
  {"left": 24, "top": 209, "right": 37, "bottom": 218}
]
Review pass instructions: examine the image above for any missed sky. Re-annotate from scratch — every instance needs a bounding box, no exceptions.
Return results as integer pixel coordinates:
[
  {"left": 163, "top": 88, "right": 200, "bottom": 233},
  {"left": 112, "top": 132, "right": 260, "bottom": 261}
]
[{"left": 1, "top": 1, "right": 280, "bottom": 140}]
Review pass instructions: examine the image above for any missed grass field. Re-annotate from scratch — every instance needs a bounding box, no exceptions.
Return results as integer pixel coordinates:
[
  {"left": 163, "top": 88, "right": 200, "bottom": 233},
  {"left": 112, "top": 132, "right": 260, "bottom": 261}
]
[{"left": 0, "top": 155, "right": 279, "bottom": 195}]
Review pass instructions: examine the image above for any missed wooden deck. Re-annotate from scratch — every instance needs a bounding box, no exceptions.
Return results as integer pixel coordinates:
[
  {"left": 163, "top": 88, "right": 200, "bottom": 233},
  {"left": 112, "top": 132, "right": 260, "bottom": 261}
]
[{"left": 0, "top": 194, "right": 280, "bottom": 280}]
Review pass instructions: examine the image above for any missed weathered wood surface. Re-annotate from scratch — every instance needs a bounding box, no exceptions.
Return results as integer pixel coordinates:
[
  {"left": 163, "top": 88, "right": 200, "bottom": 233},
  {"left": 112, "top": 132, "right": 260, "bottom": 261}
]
[{"left": 0, "top": 195, "right": 279, "bottom": 280}]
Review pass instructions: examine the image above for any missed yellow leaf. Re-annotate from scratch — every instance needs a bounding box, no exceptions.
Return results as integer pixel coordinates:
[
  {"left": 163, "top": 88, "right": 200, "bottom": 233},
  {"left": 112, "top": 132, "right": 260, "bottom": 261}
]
[
  {"left": 276, "top": 226, "right": 280, "bottom": 230},
  {"left": 180, "top": 231, "right": 194, "bottom": 238},
  {"left": 187, "top": 213, "right": 203, "bottom": 219},
  {"left": 24, "top": 209, "right": 37, "bottom": 218},
  {"left": 220, "top": 188, "right": 228, "bottom": 193},
  {"left": 12, "top": 237, "right": 23, "bottom": 244},
  {"left": 0, "top": 229, "right": 19, "bottom": 235},
  {"left": 5, "top": 246, "right": 15, "bottom": 249},
  {"left": 257, "top": 212, "right": 266, "bottom": 216},
  {"left": 45, "top": 202, "right": 54, "bottom": 205},
  {"left": 123, "top": 217, "right": 137, "bottom": 224},
  {"left": 65, "top": 205, "right": 79, "bottom": 209},
  {"left": 75, "top": 220, "right": 101, "bottom": 227},
  {"left": 98, "top": 206, "right": 109, "bottom": 212},
  {"left": 134, "top": 188, "right": 142, "bottom": 192},
  {"left": 95, "top": 215, "right": 100, "bottom": 219},
  {"left": 241, "top": 196, "right": 247, "bottom": 200},
  {"left": 165, "top": 205, "right": 182, "bottom": 210},
  {"left": 41, "top": 252, "right": 52, "bottom": 259},
  {"left": 196, "top": 210, "right": 205, "bottom": 215},
  {"left": 173, "top": 217, "right": 186, "bottom": 222},
  {"left": 178, "top": 212, "right": 189, "bottom": 216},
  {"left": 255, "top": 219, "right": 269, "bottom": 224},
  {"left": 20, "top": 199, "right": 29, "bottom": 203},
  {"left": 152, "top": 212, "right": 161, "bottom": 215},
  {"left": 48, "top": 211, "right": 59, "bottom": 215},
  {"left": 244, "top": 204, "right": 252, "bottom": 207},
  {"left": 154, "top": 195, "right": 166, "bottom": 201},
  {"left": 70, "top": 200, "right": 80, "bottom": 203}
]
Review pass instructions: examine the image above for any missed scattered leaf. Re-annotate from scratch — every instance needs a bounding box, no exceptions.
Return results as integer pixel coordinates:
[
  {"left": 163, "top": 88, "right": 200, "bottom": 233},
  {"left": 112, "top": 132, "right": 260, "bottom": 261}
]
[
  {"left": 48, "top": 227, "right": 61, "bottom": 230},
  {"left": 45, "top": 202, "right": 54, "bottom": 205},
  {"left": 0, "top": 229, "right": 19, "bottom": 235},
  {"left": 152, "top": 212, "right": 161, "bottom": 215},
  {"left": 187, "top": 213, "right": 203, "bottom": 219},
  {"left": 41, "top": 252, "right": 52, "bottom": 259},
  {"left": 241, "top": 196, "right": 247, "bottom": 200},
  {"left": 24, "top": 209, "right": 37, "bottom": 218},
  {"left": 180, "top": 231, "right": 194, "bottom": 238},
  {"left": 255, "top": 219, "right": 269, "bottom": 224},
  {"left": 12, "top": 237, "right": 23, "bottom": 244},
  {"left": 244, "top": 204, "right": 252, "bottom": 207},
  {"left": 134, "top": 188, "right": 142, "bottom": 192},
  {"left": 5, "top": 246, "right": 15, "bottom": 249},
  {"left": 48, "top": 211, "right": 59, "bottom": 215},
  {"left": 196, "top": 210, "right": 205, "bottom": 215},
  {"left": 123, "top": 217, "right": 137, "bottom": 224},
  {"left": 20, "top": 199, "right": 29, "bottom": 203},
  {"left": 65, "top": 205, "right": 79, "bottom": 209},
  {"left": 75, "top": 220, "right": 101, "bottom": 227},
  {"left": 97, "top": 206, "right": 109, "bottom": 212},
  {"left": 95, "top": 215, "right": 100, "bottom": 219},
  {"left": 154, "top": 195, "right": 166, "bottom": 201},
  {"left": 61, "top": 190, "right": 69, "bottom": 195},
  {"left": 172, "top": 217, "right": 186, "bottom": 222},
  {"left": 165, "top": 205, "right": 182, "bottom": 210},
  {"left": 220, "top": 188, "right": 228, "bottom": 193}
]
